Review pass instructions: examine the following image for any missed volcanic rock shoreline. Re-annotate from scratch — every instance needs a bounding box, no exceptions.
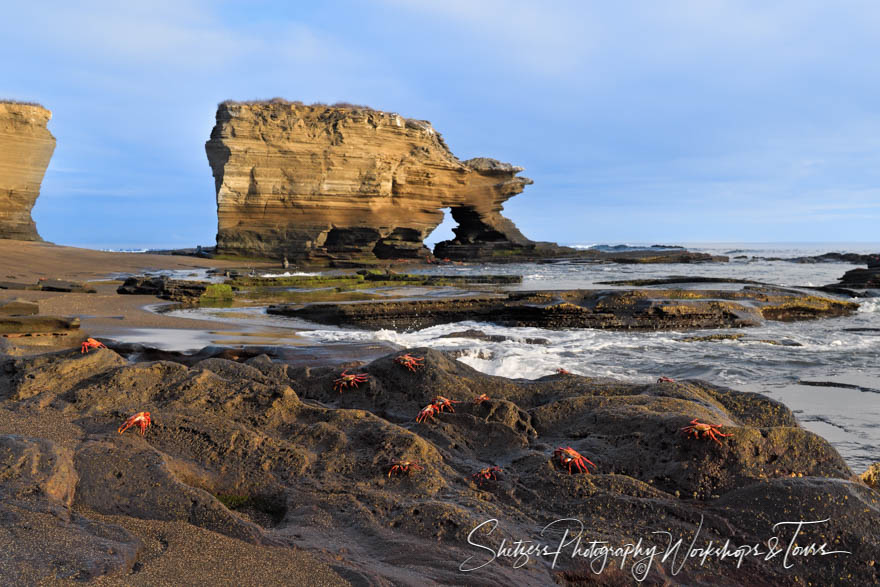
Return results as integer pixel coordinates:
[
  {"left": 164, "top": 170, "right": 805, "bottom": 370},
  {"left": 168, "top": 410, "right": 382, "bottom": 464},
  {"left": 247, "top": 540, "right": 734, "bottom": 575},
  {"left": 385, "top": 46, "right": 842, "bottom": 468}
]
[
  {"left": 268, "top": 287, "right": 859, "bottom": 331},
  {"left": 1, "top": 345, "right": 877, "bottom": 585}
]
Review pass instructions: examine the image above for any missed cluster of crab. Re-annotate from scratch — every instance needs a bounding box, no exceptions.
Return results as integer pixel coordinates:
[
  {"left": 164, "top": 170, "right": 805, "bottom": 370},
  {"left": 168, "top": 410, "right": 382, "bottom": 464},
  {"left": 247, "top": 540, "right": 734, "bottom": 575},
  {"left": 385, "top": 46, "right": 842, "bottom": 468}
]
[
  {"left": 401, "top": 366, "right": 734, "bottom": 478},
  {"left": 415, "top": 392, "right": 491, "bottom": 423},
  {"left": 115, "top": 352, "right": 733, "bottom": 488},
  {"left": 332, "top": 354, "right": 428, "bottom": 394}
]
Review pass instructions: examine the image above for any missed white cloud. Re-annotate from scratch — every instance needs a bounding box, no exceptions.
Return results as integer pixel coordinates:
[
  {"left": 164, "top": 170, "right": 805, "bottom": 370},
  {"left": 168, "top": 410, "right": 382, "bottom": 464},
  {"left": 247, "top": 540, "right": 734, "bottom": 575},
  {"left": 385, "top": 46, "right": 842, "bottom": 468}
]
[{"left": 382, "top": 0, "right": 597, "bottom": 75}]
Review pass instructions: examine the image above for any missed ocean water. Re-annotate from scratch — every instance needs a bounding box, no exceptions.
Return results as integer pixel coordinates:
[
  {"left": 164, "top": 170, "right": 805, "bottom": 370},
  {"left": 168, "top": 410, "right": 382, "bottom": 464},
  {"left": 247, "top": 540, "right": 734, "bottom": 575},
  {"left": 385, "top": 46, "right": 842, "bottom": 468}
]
[{"left": 163, "top": 243, "right": 880, "bottom": 472}]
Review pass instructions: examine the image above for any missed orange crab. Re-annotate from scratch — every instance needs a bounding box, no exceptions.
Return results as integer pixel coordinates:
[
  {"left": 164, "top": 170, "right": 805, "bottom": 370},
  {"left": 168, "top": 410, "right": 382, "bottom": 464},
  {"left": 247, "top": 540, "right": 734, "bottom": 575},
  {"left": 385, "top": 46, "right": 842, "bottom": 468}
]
[
  {"left": 416, "top": 403, "right": 439, "bottom": 423},
  {"left": 394, "top": 353, "right": 425, "bottom": 372},
  {"left": 554, "top": 446, "right": 597, "bottom": 474},
  {"left": 81, "top": 338, "right": 107, "bottom": 353},
  {"left": 657, "top": 376, "right": 676, "bottom": 383},
  {"left": 473, "top": 394, "right": 490, "bottom": 405},
  {"left": 416, "top": 396, "right": 462, "bottom": 423},
  {"left": 431, "top": 396, "right": 460, "bottom": 413},
  {"left": 472, "top": 466, "right": 503, "bottom": 485},
  {"left": 118, "top": 411, "right": 151, "bottom": 436},
  {"left": 680, "top": 418, "right": 731, "bottom": 446},
  {"left": 388, "top": 460, "right": 424, "bottom": 477},
  {"left": 556, "top": 368, "right": 571, "bottom": 375},
  {"left": 333, "top": 369, "right": 368, "bottom": 393}
]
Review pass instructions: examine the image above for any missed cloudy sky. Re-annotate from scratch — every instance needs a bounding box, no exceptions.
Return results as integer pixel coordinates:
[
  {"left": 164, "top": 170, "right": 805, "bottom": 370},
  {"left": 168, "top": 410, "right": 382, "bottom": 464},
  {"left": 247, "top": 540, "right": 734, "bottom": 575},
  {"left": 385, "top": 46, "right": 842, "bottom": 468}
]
[{"left": 3, "top": 1, "right": 880, "bottom": 249}]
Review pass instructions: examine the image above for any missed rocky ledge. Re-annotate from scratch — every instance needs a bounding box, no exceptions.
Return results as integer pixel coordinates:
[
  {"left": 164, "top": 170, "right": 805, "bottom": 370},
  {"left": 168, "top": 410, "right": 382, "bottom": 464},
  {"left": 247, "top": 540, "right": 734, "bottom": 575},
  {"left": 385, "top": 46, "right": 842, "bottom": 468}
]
[
  {"left": 206, "top": 101, "right": 541, "bottom": 263},
  {"left": 268, "top": 287, "right": 858, "bottom": 331},
  {"left": 0, "top": 347, "right": 876, "bottom": 584},
  {"left": 0, "top": 102, "right": 55, "bottom": 241}
]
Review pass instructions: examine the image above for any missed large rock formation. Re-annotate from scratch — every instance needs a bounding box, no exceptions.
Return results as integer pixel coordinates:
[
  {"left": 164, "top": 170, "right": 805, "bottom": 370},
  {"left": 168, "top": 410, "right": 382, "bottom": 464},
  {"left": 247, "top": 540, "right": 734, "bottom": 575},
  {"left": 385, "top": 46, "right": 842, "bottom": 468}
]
[
  {"left": 205, "top": 101, "right": 537, "bottom": 262},
  {"left": 0, "top": 102, "right": 55, "bottom": 240}
]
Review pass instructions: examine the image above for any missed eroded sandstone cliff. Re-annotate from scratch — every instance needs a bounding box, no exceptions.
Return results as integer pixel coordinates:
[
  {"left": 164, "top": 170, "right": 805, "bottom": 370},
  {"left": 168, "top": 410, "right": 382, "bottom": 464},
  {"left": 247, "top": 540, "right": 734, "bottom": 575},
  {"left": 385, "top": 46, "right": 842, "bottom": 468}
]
[
  {"left": 0, "top": 103, "right": 55, "bottom": 240},
  {"left": 205, "top": 101, "right": 535, "bottom": 262}
]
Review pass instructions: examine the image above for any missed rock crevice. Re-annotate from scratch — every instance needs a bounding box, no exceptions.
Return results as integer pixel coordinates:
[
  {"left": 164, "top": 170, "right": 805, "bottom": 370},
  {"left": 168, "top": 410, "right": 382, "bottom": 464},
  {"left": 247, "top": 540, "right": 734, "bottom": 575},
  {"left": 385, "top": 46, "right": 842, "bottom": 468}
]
[{"left": 205, "top": 102, "right": 534, "bottom": 262}]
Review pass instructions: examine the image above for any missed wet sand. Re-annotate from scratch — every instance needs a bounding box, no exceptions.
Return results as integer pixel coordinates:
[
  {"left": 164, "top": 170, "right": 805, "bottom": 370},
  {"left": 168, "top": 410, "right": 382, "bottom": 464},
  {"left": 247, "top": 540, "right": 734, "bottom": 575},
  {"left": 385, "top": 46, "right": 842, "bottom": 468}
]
[
  {"left": 0, "top": 239, "right": 285, "bottom": 349},
  {"left": 0, "top": 239, "right": 273, "bottom": 283}
]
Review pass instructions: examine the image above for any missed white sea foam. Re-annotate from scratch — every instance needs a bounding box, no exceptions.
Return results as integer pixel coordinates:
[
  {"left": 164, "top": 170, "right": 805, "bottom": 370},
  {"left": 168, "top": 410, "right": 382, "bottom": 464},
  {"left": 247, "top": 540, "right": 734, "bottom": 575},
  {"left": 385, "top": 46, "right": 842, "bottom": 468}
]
[
  {"left": 858, "top": 298, "right": 880, "bottom": 313},
  {"left": 259, "top": 271, "right": 319, "bottom": 277}
]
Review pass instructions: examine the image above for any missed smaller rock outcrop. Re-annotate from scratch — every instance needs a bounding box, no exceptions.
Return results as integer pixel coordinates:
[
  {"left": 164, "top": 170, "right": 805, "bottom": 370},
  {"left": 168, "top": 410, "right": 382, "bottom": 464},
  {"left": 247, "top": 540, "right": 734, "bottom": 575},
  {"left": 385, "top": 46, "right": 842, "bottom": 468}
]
[
  {"left": 837, "top": 266, "right": 880, "bottom": 289},
  {"left": 267, "top": 287, "right": 858, "bottom": 331},
  {"left": 117, "top": 276, "right": 209, "bottom": 301},
  {"left": 0, "top": 102, "right": 55, "bottom": 240}
]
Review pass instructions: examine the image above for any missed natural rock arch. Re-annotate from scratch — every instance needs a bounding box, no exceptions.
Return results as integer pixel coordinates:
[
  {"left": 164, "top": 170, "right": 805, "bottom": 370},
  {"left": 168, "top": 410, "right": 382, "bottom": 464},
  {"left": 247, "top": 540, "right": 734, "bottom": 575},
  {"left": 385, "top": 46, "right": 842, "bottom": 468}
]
[{"left": 205, "top": 101, "right": 539, "bottom": 263}]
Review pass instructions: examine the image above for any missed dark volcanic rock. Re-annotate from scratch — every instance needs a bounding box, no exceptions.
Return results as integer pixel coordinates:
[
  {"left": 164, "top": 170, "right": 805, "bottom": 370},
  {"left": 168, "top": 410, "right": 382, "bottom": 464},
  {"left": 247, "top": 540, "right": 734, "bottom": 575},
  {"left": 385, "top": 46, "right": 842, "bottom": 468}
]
[
  {"left": 837, "top": 266, "right": 880, "bottom": 288},
  {"left": 438, "top": 328, "right": 550, "bottom": 345},
  {"left": 74, "top": 440, "right": 268, "bottom": 544},
  {"left": 0, "top": 315, "right": 80, "bottom": 335},
  {"left": 788, "top": 252, "right": 880, "bottom": 264},
  {"left": 0, "top": 278, "right": 95, "bottom": 293},
  {"left": 1, "top": 346, "right": 876, "bottom": 584},
  {"left": 0, "top": 347, "right": 126, "bottom": 400},
  {"left": 37, "top": 279, "right": 97, "bottom": 293},
  {"left": 0, "top": 298, "right": 38, "bottom": 315},
  {"left": 0, "top": 435, "right": 142, "bottom": 583},
  {"left": 598, "top": 276, "right": 767, "bottom": 286},
  {"left": 268, "top": 288, "right": 858, "bottom": 331},
  {"left": 116, "top": 275, "right": 209, "bottom": 301}
]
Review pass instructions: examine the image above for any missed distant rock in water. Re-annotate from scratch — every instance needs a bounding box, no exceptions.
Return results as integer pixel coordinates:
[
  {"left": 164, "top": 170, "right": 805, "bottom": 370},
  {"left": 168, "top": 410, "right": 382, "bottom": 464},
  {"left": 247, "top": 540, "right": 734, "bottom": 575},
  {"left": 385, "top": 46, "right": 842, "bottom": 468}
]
[
  {"left": 0, "top": 102, "right": 55, "bottom": 241},
  {"left": 815, "top": 254, "right": 880, "bottom": 294},
  {"left": 205, "top": 100, "right": 545, "bottom": 263}
]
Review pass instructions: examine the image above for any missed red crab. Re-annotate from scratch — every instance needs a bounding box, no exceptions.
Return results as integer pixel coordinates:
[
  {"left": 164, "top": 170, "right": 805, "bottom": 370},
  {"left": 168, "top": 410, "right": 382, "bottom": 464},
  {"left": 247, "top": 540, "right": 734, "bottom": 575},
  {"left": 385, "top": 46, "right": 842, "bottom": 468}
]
[
  {"left": 554, "top": 446, "right": 597, "bottom": 474},
  {"left": 472, "top": 466, "right": 503, "bottom": 485},
  {"left": 416, "top": 396, "right": 462, "bottom": 423},
  {"left": 431, "top": 396, "right": 460, "bottom": 413},
  {"left": 388, "top": 460, "right": 424, "bottom": 477},
  {"left": 118, "top": 411, "right": 151, "bottom": 436},
  {"left": 81, "top": 338, "right": 107, "bottom": 353},
  {"left": 680, "top": 418, "right": 731, "bottom": 446},
  {"left": 394, "top": 354, "right": 425, "bottom": 372},
  {"left": 657, "top": 376, "right": 676, "bottom": 383},
  {"left": 333, "top": 369, "right": 368, "bottom": 393},
  {"left": 416, "top": 403, "right": 439, "bottom": 423},
  {"left": 473, "top": 394, "right": 490, "bottom": 405},
  {"left": 556, "top": 368, "right": 571, "bottom": 375}
]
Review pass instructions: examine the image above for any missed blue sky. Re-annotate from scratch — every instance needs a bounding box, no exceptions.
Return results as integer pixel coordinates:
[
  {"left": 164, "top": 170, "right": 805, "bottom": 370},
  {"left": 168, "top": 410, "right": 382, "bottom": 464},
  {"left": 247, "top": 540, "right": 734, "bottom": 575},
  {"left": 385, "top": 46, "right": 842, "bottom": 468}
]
[{"left": 3, "top": 1, "right": 880, "bottom": 249}]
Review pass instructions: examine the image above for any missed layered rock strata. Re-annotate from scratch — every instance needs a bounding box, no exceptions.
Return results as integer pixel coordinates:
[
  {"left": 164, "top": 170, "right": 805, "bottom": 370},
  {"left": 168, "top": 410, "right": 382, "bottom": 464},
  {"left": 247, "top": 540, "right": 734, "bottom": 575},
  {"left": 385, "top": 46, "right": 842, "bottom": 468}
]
[
  {"left": 0, "top": 103, "right": 55, "bottom": 240},
  {"left": 206, "top": 101, "right": 536, "bottom": 262}
]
